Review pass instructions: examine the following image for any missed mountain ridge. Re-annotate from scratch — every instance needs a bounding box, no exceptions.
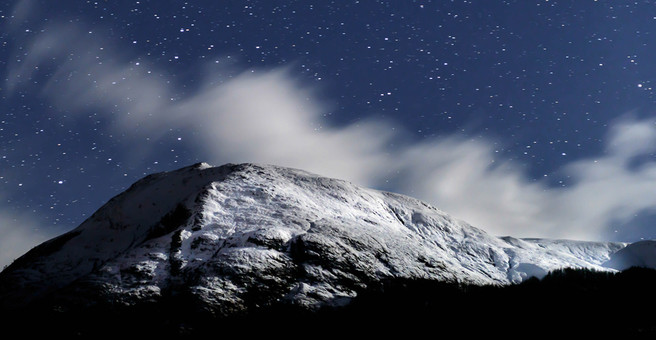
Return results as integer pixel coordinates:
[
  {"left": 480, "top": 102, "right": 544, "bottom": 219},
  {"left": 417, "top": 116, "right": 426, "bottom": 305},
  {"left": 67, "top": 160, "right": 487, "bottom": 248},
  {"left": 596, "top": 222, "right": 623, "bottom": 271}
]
[{"left": 0, "top": 162, "right": 642, "bottom": 316}]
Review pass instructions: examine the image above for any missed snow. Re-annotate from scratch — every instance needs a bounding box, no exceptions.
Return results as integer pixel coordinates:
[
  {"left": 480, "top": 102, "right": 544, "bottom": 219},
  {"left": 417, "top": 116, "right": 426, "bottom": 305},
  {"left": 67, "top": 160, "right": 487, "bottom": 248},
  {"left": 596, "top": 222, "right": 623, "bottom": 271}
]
[
  {"left": 0, "top": 162, "right": 642, "bottom": 312},
  {"left": 603, "top": 240, "right": 656, "bottom": 270}
]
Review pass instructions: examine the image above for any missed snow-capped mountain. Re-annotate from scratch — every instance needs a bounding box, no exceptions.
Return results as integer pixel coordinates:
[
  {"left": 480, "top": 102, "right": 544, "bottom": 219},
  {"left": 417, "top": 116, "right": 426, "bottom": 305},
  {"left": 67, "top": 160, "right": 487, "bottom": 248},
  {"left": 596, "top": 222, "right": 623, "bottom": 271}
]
[
  {"left": 603, "top": 240, "right": 656, "bottom": 270},
  {"left": 0, "top": 163, "right": 636, "bottom": 315}
]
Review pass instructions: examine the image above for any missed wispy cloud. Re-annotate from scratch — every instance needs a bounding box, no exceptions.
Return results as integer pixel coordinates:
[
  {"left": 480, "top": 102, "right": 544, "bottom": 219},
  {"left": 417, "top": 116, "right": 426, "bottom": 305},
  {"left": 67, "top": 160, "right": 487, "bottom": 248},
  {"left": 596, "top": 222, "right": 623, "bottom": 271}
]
[
  {"left": 0, "top": 201, "right": 55, "bottom": 269},
  {"left": 3, "top": 16, "right": 656, "bottom": 271},
  {"left": 395, "top": 117, "right": 656, "bottom": 240},
  {"left": 6, "top": 23, "right": 397, "bottom": 185}
]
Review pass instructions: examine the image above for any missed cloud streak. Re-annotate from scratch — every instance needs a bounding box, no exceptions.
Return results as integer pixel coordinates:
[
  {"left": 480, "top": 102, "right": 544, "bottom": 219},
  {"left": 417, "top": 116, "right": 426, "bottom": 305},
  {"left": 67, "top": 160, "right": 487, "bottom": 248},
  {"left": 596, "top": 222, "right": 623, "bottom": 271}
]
[
  {"left": 0, "top": 200, "right": 55, "bottom": 269},
  {"left": 3, "top": 18, "right": 656, "bottom": 271},
  {"left": 395, "top": 117, "right": 656, "bottom": 240}
]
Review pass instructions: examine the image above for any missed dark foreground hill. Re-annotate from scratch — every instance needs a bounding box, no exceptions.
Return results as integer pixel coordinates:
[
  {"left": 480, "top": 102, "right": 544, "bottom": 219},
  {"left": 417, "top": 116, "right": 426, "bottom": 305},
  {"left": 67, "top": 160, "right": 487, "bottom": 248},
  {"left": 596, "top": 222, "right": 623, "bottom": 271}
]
[{"left": 3, "top": 266, "right": 656, "bottom": 337}]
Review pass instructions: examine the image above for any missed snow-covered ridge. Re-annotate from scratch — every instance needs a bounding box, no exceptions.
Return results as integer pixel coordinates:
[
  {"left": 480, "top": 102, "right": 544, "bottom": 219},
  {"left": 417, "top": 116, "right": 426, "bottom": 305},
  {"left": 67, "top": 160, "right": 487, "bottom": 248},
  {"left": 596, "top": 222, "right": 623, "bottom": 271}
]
[
  {"left": 603, "top": 240, "right": 656, "bottom": 270},
  {"left": 0, "top": 163, "right": 636, "bottom": 312}
]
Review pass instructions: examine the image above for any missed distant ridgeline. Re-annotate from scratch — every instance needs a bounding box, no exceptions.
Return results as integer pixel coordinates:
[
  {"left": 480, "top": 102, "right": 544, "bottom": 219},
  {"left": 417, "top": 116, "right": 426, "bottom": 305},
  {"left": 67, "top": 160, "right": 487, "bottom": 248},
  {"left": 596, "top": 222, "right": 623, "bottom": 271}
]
[{"left": 3, "top": 266, "right": 656, "bottom": 337}]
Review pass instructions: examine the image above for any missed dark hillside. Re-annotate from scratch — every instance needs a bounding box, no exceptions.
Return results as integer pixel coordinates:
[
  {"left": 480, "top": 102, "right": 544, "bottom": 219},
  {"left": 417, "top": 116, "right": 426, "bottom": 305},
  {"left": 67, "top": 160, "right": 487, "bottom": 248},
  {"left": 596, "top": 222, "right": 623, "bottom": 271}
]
[{"left": 3, "top": 267, "right": 656, "bottom": 337}]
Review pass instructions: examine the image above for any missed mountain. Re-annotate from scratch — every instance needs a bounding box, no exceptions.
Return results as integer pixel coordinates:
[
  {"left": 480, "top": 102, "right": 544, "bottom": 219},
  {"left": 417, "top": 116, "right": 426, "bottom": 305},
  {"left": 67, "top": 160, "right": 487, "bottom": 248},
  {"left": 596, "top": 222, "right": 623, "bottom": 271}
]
[
  {"left": 603, "top": 240, "right": 656, "bottom": 270},
  {"left": 0, "top": 162, "right": 650, "bottom": 335}
]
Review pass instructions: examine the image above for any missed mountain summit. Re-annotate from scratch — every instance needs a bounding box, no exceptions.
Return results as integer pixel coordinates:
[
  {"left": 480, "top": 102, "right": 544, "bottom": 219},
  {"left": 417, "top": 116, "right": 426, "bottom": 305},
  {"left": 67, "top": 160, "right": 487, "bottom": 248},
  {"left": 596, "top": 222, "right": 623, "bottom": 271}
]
[{"left": 0, "top": 162, "right": 645, "bottom": 333}]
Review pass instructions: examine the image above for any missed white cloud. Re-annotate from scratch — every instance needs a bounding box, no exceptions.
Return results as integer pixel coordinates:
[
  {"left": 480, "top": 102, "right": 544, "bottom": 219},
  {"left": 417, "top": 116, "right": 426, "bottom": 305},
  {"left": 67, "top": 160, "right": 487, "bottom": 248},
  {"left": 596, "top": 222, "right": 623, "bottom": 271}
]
[
  {"left": 393, "top": 137, "right": 555, "bottom": 237},
  {"left": 606, "top": 115, "right": 656, "bottom": 158},
  {"left": 8, "top": 26, "right": 397, "bottom": 185},
  {"left": 395, "top": 119, "right": 656, "bottom": 240},
  {"left": 3, "top": 18, "right": 656, "bottom": 273},
  {"left": 172, "top": 70, "right": 397, "bottom": 185}
]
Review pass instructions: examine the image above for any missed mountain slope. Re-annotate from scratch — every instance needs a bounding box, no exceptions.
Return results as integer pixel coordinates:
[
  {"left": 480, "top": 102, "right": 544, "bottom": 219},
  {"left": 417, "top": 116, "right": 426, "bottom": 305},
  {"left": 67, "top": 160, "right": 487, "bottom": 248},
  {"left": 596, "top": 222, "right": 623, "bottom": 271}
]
[
  {"left": 603, "top": 240, "right": 656, "bottom": 270},
  {"left": 0, "top": 163, "right": 629, "bottom": 315}
]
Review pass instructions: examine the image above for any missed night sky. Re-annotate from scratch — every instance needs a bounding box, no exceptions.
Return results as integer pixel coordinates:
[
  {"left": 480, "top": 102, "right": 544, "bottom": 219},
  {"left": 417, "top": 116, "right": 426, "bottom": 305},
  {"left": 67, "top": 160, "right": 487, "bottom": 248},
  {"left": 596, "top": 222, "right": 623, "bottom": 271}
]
[{"left": 1, "top": 0, "right": 656, "bottom": 267}]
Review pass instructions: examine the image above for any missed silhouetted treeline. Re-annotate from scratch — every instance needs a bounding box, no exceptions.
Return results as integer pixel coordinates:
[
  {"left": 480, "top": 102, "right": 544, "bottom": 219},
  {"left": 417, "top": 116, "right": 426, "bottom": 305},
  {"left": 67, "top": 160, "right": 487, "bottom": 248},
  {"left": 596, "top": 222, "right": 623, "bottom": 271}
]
[{"left": 3, "top": 267, "right": 656, "bottom": 337}]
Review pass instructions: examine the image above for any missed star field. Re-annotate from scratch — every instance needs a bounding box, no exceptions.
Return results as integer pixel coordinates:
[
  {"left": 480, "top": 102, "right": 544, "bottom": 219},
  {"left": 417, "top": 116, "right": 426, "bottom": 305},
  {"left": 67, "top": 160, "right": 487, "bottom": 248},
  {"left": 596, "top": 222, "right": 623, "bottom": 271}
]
[{"left": 1, "top": 0, "right": 656, "bottom": 262}]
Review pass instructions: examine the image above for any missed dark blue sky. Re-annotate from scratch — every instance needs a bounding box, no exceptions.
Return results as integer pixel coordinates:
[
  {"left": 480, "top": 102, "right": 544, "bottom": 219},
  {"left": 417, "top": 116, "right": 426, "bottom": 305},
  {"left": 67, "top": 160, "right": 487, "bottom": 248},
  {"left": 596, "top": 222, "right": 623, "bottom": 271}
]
[{"left": 1, "top": 1, "right": 656, "bottom": 264}]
